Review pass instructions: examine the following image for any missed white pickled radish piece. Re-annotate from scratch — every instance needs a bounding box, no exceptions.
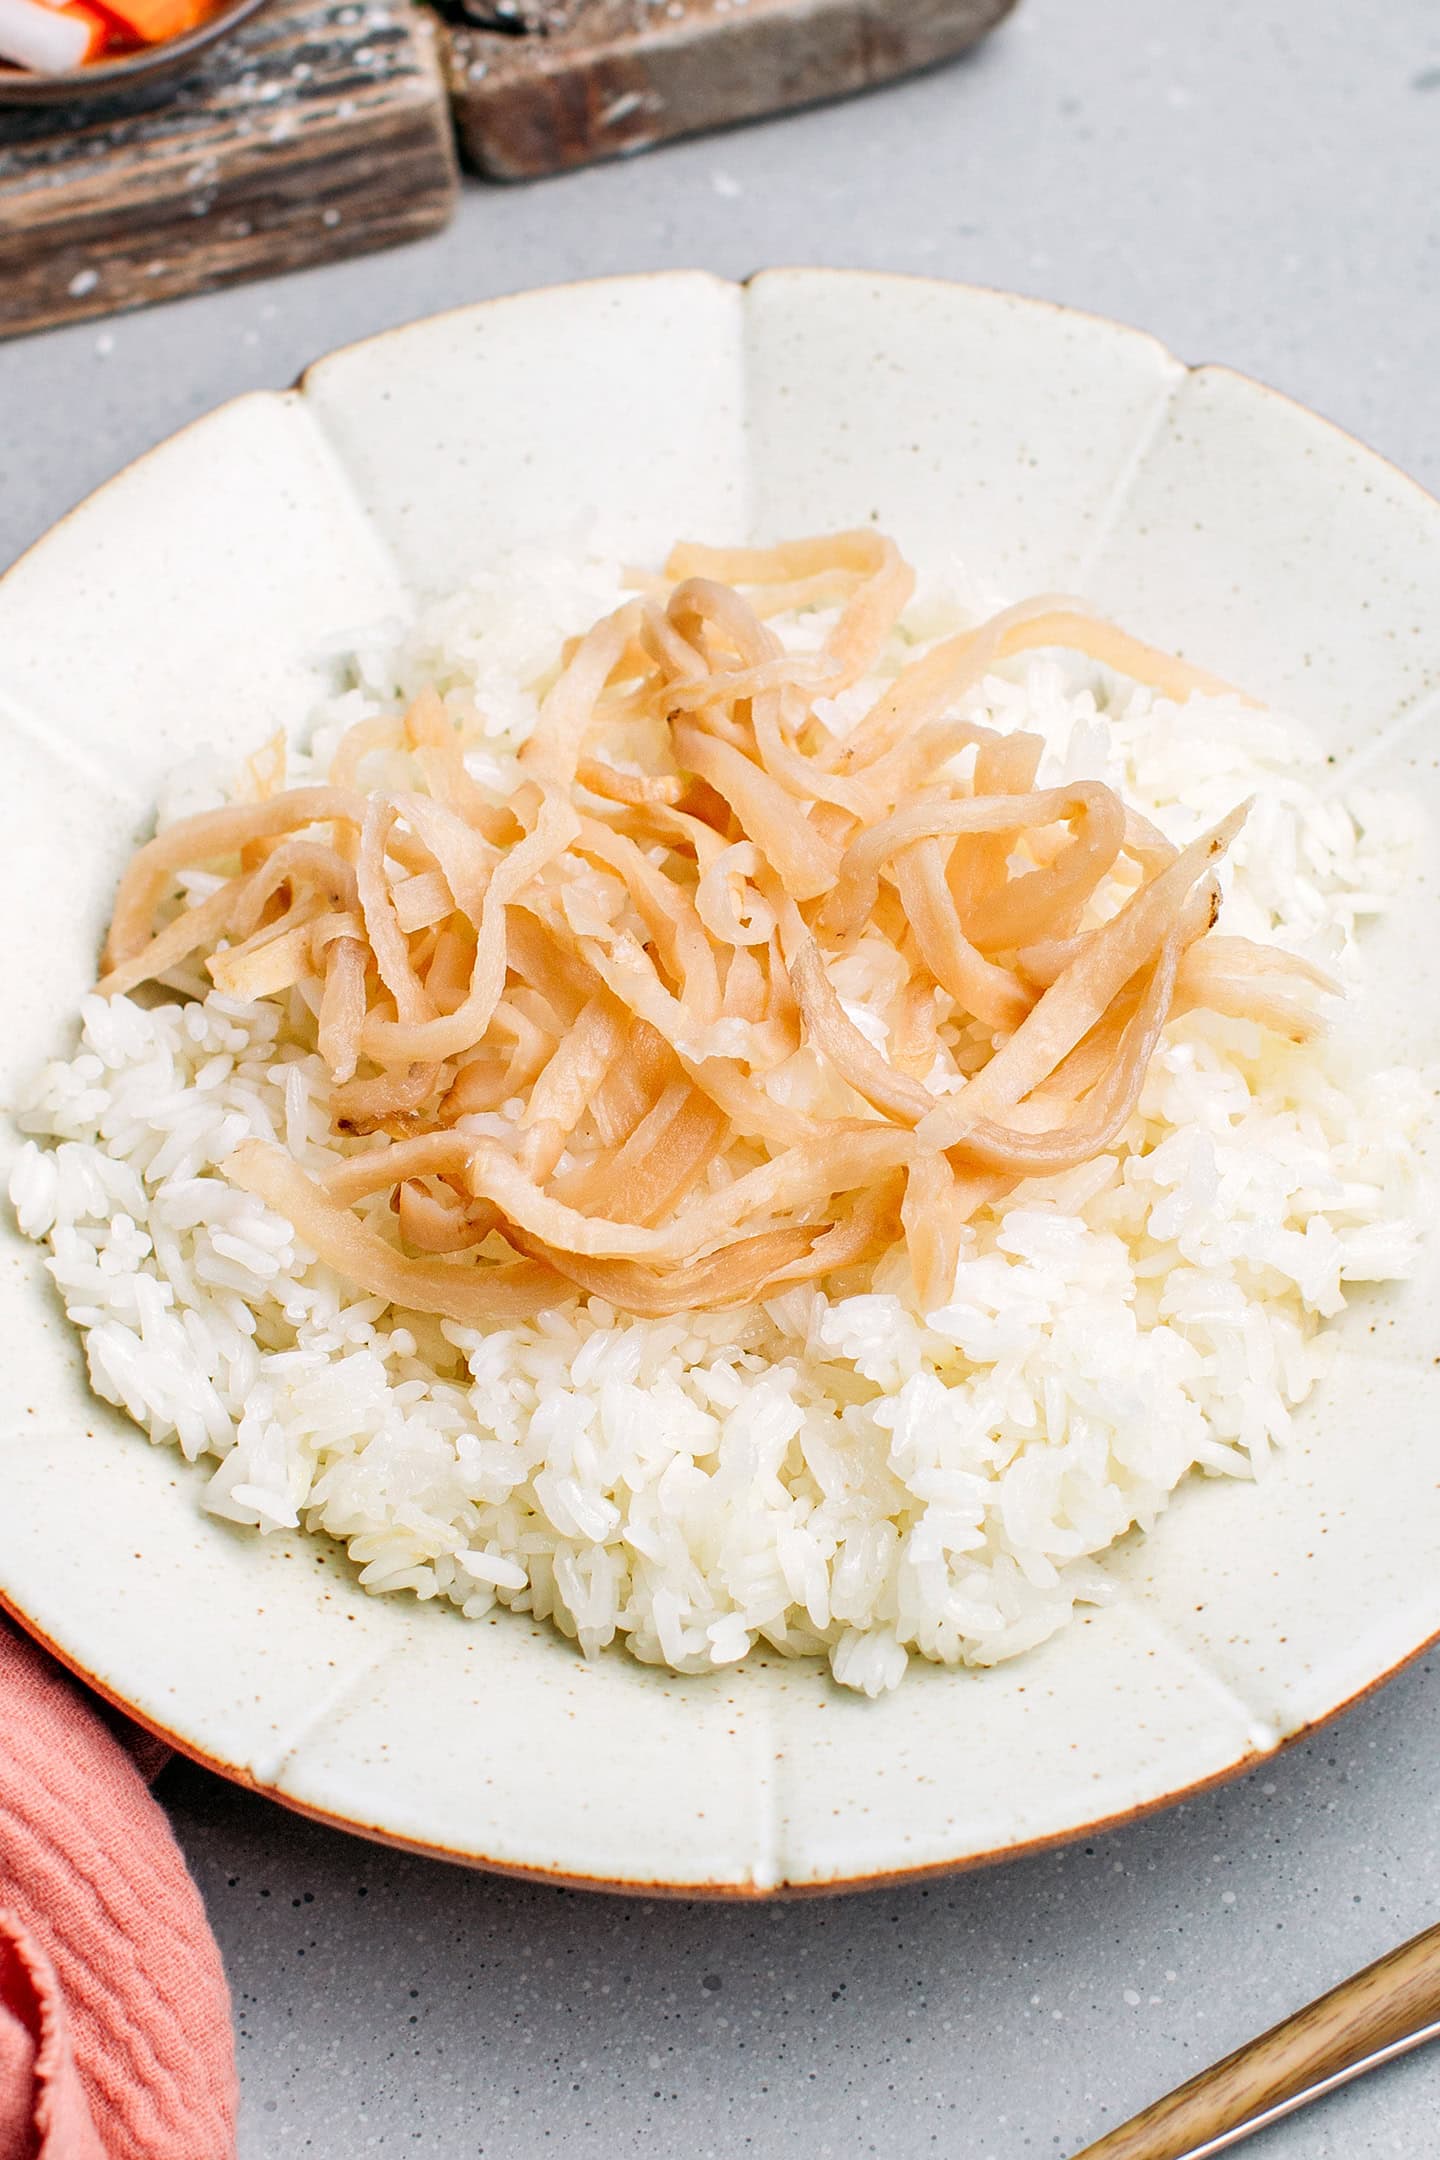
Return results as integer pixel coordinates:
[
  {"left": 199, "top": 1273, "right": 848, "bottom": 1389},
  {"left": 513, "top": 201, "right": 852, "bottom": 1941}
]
[{"left": 0, "top": 0, "right": 95, "bottom": 67}]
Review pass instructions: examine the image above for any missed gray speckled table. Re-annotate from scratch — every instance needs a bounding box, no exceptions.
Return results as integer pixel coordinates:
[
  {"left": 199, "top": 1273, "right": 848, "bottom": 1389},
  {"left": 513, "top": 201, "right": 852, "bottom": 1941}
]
[{"left": 4, "top": 2, "right": 1440, "bottom": 2153}]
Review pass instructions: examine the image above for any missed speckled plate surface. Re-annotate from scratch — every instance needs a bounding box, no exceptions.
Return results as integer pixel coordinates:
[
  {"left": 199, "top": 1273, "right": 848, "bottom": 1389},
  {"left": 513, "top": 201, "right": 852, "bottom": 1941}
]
[{"left": 2, "top": 271, "right": 1439, "bottom": 1895}]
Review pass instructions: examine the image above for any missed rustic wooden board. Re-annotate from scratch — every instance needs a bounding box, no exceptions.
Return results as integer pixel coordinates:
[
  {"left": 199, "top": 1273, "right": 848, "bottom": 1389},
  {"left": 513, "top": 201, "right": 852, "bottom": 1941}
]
[
  {"left": 444, "top": 0, "right": 1019, "bottom": 180},
  {"left": 0, "top": 0, "right": 459, "bottom": 340}
]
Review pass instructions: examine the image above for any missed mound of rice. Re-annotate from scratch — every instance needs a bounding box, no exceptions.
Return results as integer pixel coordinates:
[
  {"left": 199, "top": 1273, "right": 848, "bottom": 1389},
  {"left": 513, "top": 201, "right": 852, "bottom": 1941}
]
[{"left": 8, "top": 557, "right": 1429, "bottom": 1695}]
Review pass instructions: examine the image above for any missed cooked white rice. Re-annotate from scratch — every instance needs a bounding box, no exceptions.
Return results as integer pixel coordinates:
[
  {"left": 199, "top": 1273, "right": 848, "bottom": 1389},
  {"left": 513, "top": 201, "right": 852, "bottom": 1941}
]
[{"left": 9, "top": 557, "right": 1429, "bottom": 1695}]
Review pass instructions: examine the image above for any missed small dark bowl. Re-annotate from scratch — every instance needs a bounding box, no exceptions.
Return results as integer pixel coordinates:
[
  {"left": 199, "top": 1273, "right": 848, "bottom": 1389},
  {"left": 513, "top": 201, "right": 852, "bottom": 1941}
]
[{"left": 0, "top": 0, "right": 270, "bottom": 107}]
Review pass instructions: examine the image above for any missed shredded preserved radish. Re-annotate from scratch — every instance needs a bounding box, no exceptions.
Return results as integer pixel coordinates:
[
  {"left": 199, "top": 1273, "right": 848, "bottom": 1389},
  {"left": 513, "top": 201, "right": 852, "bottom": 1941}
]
[{"left": 99, "top": 533, "right": 1336, "bottom": 1323}]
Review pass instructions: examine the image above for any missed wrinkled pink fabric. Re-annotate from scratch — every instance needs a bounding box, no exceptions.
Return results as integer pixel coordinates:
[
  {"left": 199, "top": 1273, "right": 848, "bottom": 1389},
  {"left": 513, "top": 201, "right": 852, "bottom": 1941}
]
[{"left": 0, "top": 1621, "right": 237, "bottom": 2159}]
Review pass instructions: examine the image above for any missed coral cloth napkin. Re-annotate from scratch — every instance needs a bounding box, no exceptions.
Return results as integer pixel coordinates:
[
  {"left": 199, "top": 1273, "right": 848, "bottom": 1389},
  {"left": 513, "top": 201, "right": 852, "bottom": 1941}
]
[{"left": 0, "top": 1619, "right": 237, "bottom": 2159}]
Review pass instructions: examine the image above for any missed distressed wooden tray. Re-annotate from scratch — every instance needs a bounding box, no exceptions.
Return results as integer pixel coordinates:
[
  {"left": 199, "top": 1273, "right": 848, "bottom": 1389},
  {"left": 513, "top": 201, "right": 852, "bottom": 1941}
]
[
  {"left": 444, "top": 0, "right": 1018, "bottom": 179},
  {"left": 0, "top": 0, "right": 459, "bottom": 340}
]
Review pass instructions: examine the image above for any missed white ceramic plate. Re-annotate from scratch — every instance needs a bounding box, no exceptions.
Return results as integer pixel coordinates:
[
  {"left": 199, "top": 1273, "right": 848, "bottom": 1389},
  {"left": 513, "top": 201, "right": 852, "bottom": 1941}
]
[{"left": 3, "top": 272, "right": 1439, "bottom": 1895}]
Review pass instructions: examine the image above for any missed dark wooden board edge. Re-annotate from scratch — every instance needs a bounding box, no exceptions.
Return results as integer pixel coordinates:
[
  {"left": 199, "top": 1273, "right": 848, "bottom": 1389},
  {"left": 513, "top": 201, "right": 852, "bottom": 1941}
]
[{"left": 443, "top": 0, "right": 1019, "bottom": 180}]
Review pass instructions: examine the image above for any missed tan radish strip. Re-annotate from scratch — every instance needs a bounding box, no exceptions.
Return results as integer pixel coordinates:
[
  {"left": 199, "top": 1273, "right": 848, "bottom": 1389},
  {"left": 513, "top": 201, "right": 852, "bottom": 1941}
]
[
  {"left": 360, "top": 786, "right": 579, "bottom": 1066},
  {"left": 397, "top": 1179, "right": 497, "bottom": 1254},
  {"left": 888, "top": 969, "right": 941, "bottom": 1082},
  {"left": 964, "top": 784, "right": 1128, "bottom": 953},
  {"left": 764, "top": 1175, "right": 904, "bottom": 1288},
  {"left": 423, "top": 924, "right": 478, "bottom": 1015},
  {"left": 902, "top": 1153, "right": 966, "bottom": 1315},
  {"left": 588, "top": 1019, "right": 681, "bottom": 1150},
  {"left": 665, "top": 531, "right": 895, "bottom": 586},
  {"left": 317, "top": 937, "right": 368, "bottom": 1086},
  {"left": 947, "top": 726, "right": 1046, "bottom": 928},
  {"left": 463, "top": 1123, "right": 916, "bottom": 1264},
  {"left": 576, "top": 759, "right": 685, "bottom": 810},
  {"left": 520, "top": 601, "right": 642, "bottom": 788},
  {"left": 789, "top": 939, "right": 935, "bottom": 1125},
  {"left": 99, "top": 878, "right": 245, "bottom": 1000},
  {"left": 104, "top": 787, "right": 368, "bottom": 969},
  {"left": 817, "top": 597, "right": 1079, "bottom": 775},
  {"left": 332, "top": 1063, "right": 444, "bottom": 1132},
  {"left": 506, "top": 1225, "right": 818, "bottom": 1319},
  {"left": 821, "top": 782, "right": 1119, "bottom": 943},
  {"left": 330, "top": 715, "right": 403, "bottom": 791},
  {"left": 520, "top": 995, "right": 629, "bottom": 1182},
  {"left": 574, "top": 818, "right": 722, "bottom": 1019},
  {"left": 696, "top": 842, "right": 777, "bottom": 950},
  {"left": 920, "top": 804, "right": 1247, "bottom": 1150},
  {"left": 207, "top": 908, "right": 346, "bottom": 1002},
  {"left": 750, "top": 687, "right": 874, "bottom": 816},
  {"left": 673, "top": 722, "right": 839, "bottom": 902},
  {"left": 941, "top": 924, "right": 1187, "bottom": 1176},
  {"left": 891, "top": 839, "right": 1034, "bottom": 1030},
  {"left": 358, "top": 800, "right": 436, "bottom": 1027},
  {"left": 554, "top": 1084, "right": 729, "bottom": 1227},
  {"left": 319, "top": 1123, "right": 912, "bottom": 1264},
  {"left": 225, "top": 1141, "right": 567, "bottom": 1322},
  {"left": 579, "top": 939, "right": 817, "bottom": 1148},
  {"left": 404, "top": 688, "right": 515, "bottom": 843}
]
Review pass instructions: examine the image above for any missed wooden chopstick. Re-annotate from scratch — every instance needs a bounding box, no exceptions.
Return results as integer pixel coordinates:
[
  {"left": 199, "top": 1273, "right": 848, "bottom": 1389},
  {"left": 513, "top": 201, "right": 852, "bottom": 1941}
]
[{"left": 1070, "top": 1917, "right": 1440, "bottom": 2160}]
